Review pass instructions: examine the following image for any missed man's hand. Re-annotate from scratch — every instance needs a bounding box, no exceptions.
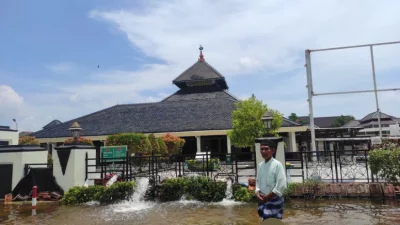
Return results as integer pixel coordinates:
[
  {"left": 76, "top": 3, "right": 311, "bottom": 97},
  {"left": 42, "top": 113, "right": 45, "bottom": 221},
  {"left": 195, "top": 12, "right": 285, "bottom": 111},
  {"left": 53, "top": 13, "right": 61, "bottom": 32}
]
[
  {"left": 256, "top": 191, "right": 264, "bottom": 203},
  {"left": 261, "top": 194, "right": 270, "bottom": 203}
]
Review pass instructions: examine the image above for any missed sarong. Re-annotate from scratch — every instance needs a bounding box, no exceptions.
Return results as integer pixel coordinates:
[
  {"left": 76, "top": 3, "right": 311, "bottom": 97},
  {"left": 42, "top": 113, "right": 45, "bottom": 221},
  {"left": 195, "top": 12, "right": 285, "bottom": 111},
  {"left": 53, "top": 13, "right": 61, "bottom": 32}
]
[{"left": 257, "top": 196, "right": 284, "bottom": 221}]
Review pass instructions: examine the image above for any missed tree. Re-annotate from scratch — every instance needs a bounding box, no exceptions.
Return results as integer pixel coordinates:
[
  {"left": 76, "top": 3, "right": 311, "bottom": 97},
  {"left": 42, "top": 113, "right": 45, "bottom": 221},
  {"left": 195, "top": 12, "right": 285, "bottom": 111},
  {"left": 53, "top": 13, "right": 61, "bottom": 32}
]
[
  {"left": 157, "top": 137, "right": 168, "bottom": 154},
  {"left": 269, "top": 109, "right": 284, "bottom": 136},
  {"left": 227, "top": 94, "right": 283, "bottom": 151},
  {"left": 331, "top": 115, "right": 356, "bottom": 127},
  {"left": 162, "top": 133, "right": 185, "bottom": 155},
  {"left": 19, "top": 136, "right": 40, "bottom": 145},
  {"left": 288, "top": 113, "right": 299, "bottom": 122},
  {"left": 148, "top": 134, "right": 160, "bottom": 154}
]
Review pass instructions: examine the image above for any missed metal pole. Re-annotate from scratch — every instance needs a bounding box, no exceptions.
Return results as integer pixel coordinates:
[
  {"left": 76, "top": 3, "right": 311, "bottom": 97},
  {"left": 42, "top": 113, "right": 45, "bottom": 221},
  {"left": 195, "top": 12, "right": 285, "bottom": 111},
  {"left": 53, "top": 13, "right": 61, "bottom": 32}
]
[
  {"left": 309, "top": 40, "right": 400, "bottom": 52},
  {"left": 370, "top": 46, "right": 382, "bottom": 138},
  {"left": 305, "top": 50, "right": 317, "bottom": 152},
  {"left": 313, "top": 87, "right": 400, "bottom": 96}
]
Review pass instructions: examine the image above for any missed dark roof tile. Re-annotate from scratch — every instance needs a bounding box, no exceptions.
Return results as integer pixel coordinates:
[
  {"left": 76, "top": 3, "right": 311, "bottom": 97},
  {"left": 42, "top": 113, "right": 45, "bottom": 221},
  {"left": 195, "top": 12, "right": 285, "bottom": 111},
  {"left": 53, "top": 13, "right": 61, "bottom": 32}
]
[{"left": 172, "top": 61, "right": 228, "bottom": 89}]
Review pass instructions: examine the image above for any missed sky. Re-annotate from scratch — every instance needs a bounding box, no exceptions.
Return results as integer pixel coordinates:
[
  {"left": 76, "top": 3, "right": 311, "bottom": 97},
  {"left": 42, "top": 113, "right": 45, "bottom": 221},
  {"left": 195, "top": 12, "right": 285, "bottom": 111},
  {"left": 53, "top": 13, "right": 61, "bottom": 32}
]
[{"left": 1, "top": 0, "right": 400, "bottom": 132}]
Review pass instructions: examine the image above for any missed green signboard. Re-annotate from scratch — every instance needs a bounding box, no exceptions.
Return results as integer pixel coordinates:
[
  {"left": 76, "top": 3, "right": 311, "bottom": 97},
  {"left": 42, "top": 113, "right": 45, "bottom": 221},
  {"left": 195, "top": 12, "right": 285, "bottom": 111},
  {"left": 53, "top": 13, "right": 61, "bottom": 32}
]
[{"left": 101, "top": 145, "right": 127, "bottom": 162}]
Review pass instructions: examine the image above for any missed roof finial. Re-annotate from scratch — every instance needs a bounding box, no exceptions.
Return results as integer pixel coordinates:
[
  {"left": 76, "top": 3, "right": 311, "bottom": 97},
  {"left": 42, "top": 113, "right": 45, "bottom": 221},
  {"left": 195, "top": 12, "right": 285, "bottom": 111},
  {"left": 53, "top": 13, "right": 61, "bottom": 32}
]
[{"left": 198, "top": 45, "right": 204, "bottom": 62}]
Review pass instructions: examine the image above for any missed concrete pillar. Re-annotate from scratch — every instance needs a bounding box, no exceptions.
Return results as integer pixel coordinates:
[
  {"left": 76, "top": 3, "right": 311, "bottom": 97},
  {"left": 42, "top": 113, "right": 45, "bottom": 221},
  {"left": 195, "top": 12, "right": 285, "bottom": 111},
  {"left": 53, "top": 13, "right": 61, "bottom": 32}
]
[
  {"left": 227, "top": 136, "right": 231, "bottom": 154},
  {"left": 288, "top": 132, "right": 297, "bottom": 152},
  {"left": 53, "top": 145, "right": 96, "bottom": 192},
  {"left": 196, "top": 136, "right": 201, "bottom": 153}
]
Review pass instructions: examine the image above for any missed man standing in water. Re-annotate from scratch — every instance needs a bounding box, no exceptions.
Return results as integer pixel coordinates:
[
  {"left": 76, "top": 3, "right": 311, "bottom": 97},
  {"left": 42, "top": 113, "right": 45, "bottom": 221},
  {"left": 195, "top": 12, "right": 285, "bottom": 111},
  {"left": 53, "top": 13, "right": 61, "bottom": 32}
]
[{"left": 255, "top": 139, "right": 287, "bottom": 221}]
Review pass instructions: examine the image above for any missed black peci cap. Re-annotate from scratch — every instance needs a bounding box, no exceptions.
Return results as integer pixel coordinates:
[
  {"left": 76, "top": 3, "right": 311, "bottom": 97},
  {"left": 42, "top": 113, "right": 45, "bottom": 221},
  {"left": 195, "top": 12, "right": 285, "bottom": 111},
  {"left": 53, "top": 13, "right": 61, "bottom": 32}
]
[{"left": 260, "top": 139, "right": 279, "bottom": 149}]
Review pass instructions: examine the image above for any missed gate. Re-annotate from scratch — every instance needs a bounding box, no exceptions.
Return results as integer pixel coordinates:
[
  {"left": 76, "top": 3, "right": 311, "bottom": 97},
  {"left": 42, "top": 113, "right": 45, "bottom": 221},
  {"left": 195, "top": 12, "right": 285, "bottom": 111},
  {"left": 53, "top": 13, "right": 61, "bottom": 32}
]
[{"left": 0, "top": 164, "right": 13, "bottom": 197}]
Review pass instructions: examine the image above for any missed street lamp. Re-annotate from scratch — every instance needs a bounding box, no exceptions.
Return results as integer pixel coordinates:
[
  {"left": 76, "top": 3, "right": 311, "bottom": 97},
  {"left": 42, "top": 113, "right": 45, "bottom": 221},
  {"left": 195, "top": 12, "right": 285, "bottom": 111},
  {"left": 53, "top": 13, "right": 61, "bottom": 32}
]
[
  {"left": 68, "top": 121, "right": 83, "bottom": 142},
  {"left": 262, "top": 111, "right": 273, "bottom": 131},
  {"left": 12, "top": 118, "right": 18, "bottom": 131}
]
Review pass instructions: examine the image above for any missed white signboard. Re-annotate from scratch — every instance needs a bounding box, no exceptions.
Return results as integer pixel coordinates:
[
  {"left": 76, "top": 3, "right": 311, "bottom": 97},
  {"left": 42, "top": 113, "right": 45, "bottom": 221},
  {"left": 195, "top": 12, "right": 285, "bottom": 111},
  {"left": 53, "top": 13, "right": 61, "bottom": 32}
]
[{"left": 371, "top": 136, "right": 382, "bottom": 145}]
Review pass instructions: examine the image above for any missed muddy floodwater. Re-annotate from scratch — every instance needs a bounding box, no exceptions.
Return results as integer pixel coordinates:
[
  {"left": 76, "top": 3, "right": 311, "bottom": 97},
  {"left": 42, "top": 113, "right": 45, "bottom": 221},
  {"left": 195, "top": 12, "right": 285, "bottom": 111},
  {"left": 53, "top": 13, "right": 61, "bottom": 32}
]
[{"left": 1, "top": 198, "right": 399, "bottom": 225}]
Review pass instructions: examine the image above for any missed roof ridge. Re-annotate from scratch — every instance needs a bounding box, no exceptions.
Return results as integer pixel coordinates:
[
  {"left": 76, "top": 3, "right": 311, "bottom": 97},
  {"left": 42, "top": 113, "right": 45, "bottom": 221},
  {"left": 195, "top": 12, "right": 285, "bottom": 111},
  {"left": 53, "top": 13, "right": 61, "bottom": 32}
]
[
  {"left": 223, "top": 90, "right": 239, "bottom": 101},
  {"left": 120, "top": 97, "right": 236, "bottom": 106}
]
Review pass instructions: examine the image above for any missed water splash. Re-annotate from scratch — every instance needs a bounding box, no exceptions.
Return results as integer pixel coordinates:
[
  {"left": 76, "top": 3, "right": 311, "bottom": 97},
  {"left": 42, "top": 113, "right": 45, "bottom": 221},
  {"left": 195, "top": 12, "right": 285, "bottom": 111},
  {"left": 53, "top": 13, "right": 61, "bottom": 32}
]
[
  {"left": 213, "top": 179, "right": 242, "bottom": 206},
  {"left": 112, "top": 177, "right": 155, "bottom": 213},
  {"left": 106, "top": 175, "right": 119, "bottom": 187}
]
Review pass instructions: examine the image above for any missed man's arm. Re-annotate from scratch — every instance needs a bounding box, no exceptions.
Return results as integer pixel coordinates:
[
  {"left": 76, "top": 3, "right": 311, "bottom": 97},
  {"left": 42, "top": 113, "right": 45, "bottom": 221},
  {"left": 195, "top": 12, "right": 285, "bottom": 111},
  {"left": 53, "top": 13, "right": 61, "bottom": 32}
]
[
  {"left": 255, "top": 163, "right": 264, "bottom": 202},
  {"left": 271, "top": 162, "right": 287, "bottom": 197},
  {"left": 255, "top": 163, "right": 260, "bottom": 193}
]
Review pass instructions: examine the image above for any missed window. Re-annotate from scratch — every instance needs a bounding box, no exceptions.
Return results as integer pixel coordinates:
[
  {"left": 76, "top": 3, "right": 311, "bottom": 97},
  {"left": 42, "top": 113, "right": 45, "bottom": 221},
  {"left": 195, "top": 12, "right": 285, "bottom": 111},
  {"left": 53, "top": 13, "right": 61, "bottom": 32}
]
[{"left": 0, "top": 141, "right": 9, "bottom": 146}]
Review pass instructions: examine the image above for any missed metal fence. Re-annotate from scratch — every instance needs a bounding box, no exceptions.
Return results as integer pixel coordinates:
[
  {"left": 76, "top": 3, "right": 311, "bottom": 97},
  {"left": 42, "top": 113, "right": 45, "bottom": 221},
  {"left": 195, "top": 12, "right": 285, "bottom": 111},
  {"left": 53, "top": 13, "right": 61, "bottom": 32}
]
[
  {"left": 286, "top": 149, "right": 384, "bottom": 183},
  {"left": 85, "top": 152, "right": 256, "bottom": 186}
]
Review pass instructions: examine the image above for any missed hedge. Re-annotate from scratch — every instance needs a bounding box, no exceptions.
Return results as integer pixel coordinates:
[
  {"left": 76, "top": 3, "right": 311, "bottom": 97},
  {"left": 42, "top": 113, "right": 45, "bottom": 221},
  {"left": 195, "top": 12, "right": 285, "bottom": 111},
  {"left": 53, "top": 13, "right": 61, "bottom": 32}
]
[
  {"left": 61, "top": 181, "right": 135, "bottom": 205},
  {"left": 158, "top": 176, "right": 226, "bottom": 202}
]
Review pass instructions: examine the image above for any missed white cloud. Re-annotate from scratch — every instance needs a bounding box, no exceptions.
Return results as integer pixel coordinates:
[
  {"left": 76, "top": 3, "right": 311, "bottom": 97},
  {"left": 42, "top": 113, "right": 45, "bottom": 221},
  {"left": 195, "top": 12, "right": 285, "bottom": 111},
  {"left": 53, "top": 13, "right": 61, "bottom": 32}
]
[
  {"left": 0, "top": 85, "right": 24, "bottom": 128},
  {"left": 87, "top": 0, "right": 400, "bottom": 119},
  {"left": 0, "top": 85, "right": 24, "bottom": 106},
  {"left": 46, "top": 62, "right": 75, "bottom": 73}
]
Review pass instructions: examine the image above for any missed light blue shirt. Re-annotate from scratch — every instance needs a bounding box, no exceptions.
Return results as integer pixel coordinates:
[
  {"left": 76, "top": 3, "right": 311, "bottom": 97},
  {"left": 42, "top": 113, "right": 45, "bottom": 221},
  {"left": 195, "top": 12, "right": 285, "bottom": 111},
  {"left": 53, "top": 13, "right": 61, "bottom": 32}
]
[{"left": 255, "top": 157, "right": 287, "bottom": 197}]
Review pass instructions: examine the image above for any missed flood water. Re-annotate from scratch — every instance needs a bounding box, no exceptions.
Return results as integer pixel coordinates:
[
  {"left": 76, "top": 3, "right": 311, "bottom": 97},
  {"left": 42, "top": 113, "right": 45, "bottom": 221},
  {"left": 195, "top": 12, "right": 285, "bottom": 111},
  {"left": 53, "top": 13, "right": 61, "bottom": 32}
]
[
  {"left": 2, "top": 178, "right": 400, "bottom": 225},
  {"left": 1, "top": 198, "right": 400, "bottom": 225}
]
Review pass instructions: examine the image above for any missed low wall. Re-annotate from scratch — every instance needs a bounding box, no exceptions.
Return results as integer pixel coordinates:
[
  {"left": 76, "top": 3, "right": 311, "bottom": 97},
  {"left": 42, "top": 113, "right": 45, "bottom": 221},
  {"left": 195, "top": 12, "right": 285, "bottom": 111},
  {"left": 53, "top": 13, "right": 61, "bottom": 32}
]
[{"left": 288, "top": 182, "right": 400, "bottom": 199}]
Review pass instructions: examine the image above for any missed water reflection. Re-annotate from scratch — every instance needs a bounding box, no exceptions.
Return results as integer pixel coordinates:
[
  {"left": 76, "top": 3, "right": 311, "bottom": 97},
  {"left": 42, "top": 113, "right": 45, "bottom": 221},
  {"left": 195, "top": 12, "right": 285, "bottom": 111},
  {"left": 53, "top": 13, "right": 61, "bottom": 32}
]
[{"left": 1, "top": 199, "right": 399, "bottom": 225}]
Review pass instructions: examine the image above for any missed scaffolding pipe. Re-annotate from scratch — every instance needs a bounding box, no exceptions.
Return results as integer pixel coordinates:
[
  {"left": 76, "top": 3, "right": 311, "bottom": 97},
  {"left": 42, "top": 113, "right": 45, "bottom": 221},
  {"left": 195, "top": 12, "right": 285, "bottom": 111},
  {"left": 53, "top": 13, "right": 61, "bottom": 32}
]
[
  {"left": 305, "top": 50, "right": 317, "bottom": 152},
  {"left": 306, "top": 41, "right": 400, "bottom": 150},
  {"left": 308, "top": 40, "right": 400, "bottom": 52},
  {"left": 313, "top": 88, "right": 400, "bottom": 96},
  {"left": 369, "top": 46, "right": 383, "bottom": 138}
]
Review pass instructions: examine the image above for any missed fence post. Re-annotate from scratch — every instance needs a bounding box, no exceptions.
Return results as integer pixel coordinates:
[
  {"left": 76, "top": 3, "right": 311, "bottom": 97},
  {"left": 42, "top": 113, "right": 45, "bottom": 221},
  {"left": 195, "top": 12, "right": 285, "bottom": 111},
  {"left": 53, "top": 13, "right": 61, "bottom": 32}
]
[
  {"left": 206, "top": 151, "right": 209, "bottom": 178},
  {"left": 333, "top": 143, "right": 339, "bottom": 183},
  {"left": 125, "top": 151, "right": 129, "bottom": 181},
  {"left": 85, "top": 152, "right": 88, "bottom": 181},
  {"left": 300, "top": 151, "right": 304, "bottom": 182},
  {"left": 235, "top": 154, "right": 239, "bottom": 183},
  {"left": 100, "top": 156, "right": 103, "bottom": 179}
]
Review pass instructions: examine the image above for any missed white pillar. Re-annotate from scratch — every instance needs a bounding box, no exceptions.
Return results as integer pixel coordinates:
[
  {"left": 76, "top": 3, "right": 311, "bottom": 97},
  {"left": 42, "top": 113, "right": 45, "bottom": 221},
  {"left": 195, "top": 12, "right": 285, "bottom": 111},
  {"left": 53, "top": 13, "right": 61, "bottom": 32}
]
[
  {"left": 227, "top": 136, "right": 231, "bottom": 154},
  {"left": 255, "top": 141, "right": 286, "bottom": 174},
  {"left": 288, "top": 132, "right": 297, "bottom": 152},
  {"left": 196, "top": 136, "right": 201, "bottom": 153},
  {"left": 53, "top": 145, "right": 96, "bottom": 192}
]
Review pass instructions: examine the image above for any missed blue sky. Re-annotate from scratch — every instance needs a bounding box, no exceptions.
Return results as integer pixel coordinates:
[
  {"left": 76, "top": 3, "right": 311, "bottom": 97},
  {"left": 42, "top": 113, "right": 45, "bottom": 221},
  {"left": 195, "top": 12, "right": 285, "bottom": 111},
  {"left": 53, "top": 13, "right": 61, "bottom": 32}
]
[{"left": 1, "top": 0, "right": 400, "bottom": 132}]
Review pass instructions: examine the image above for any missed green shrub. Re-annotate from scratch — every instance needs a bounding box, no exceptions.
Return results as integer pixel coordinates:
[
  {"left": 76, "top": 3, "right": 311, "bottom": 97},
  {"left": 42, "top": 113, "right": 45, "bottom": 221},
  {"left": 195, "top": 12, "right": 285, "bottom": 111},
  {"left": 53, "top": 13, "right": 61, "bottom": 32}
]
[
  {"left": 369, "top": 146, "right": 400, "bottom": 185},
  {"left": 61, "top": 181, "right": 135, "bottom": 205},
  {"left": 186, "top": 158, "right": 220, "bottom": 171},
  {"left": 232, "top": 185, "right": 254, "bottom": 202},
  {"left": 106, "top": 133, "right": 151, "bottom": 155},
  {"left": 148, "top": 134, "right": 160, "bottom": 154},
  {"left": 283, "top": 182, "right": 298, "bottom": 198},
  {"left": 98, "top": 181, "right": 136, "bottom": 204},
  {"left": 159, "top": 176, "right": 227, "bottom": 202},
  {"left": 157, "top": 137, "right": 168, "bottom": 154}
]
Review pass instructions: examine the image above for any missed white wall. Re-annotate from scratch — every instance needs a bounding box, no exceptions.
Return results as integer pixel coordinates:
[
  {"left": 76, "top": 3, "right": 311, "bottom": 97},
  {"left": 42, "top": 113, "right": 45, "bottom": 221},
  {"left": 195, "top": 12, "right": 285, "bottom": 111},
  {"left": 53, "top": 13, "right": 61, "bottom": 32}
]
[
  {"left": 0, "top": 130, "right": 19, "bottom": 145},
  {"left": 53, "top": 147, "right": 96, "bottom": 192},
  {"left": 0, "top": 150, "right": 47, "bottom": 189}
]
